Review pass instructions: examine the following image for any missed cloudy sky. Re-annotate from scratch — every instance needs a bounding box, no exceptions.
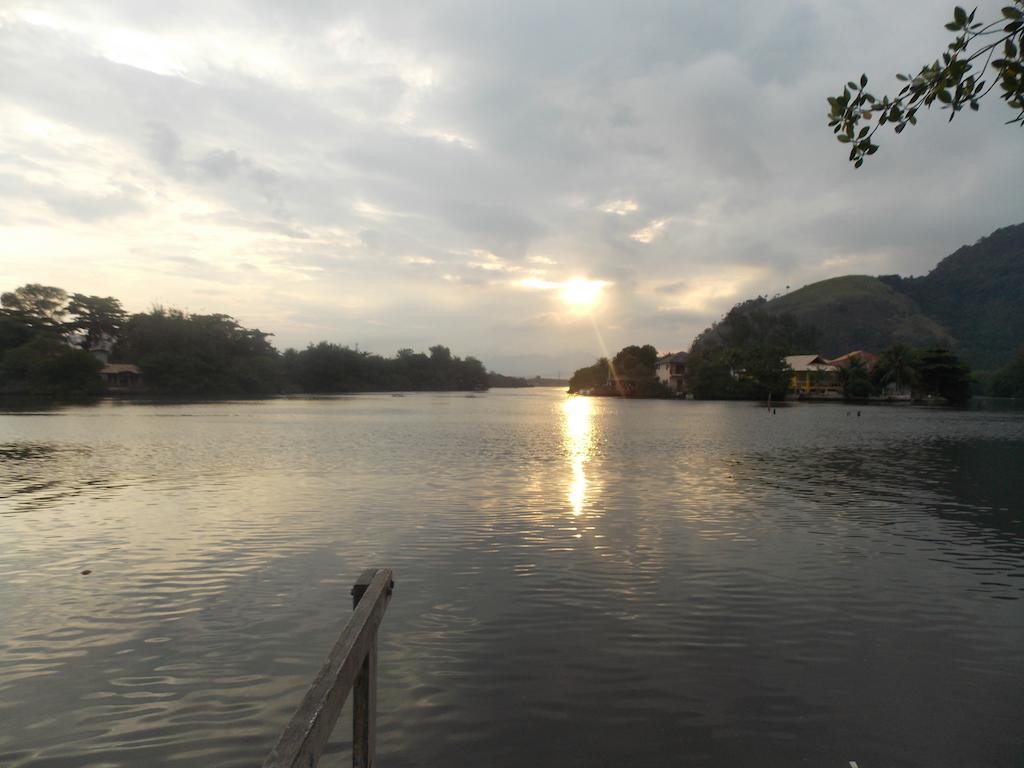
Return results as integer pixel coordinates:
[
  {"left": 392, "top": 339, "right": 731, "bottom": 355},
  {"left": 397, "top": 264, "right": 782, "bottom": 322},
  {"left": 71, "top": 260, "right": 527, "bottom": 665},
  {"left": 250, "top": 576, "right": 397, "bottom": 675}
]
[{"left": 1, "top": 1, "right": 1021, "bottom": 375}]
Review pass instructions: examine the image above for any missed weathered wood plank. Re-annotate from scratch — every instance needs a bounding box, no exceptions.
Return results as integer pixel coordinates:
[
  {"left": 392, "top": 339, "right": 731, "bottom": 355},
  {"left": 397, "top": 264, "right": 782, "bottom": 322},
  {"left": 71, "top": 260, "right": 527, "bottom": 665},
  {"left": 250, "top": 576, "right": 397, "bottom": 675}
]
[
  {"left": 352, "top": 640, "right": 376, "bottom": 768},
  {"left": 352, "top": 567, "right": 381, "bottom": 768},
  {"left": 263, "top": 568, "right": 393, "bottom": 768}
]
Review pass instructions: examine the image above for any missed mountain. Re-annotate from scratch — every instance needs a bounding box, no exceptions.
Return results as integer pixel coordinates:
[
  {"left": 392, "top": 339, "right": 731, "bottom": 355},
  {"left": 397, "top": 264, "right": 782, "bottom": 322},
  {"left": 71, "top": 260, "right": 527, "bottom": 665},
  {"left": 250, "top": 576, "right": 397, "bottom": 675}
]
[
  {"left": 767, "top": 275, "right": 954, "bottom": 356},
  {"left": 692, "top": 223, "right": 1024, "bottom": 369},
  {"left": 880, "top": 223, "right": 1024, "bottom": 370}
]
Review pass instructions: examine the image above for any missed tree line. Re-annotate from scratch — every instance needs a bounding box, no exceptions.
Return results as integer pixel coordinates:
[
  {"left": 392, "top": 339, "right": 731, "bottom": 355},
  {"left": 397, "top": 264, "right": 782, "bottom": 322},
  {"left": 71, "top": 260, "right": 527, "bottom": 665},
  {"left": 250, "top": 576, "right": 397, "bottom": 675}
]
[
  {"left": 0, "top": 283, "right": 489, "bottom": 396},
  {"left": 568, "top": 344, "right": 672, "bottom": 397},
  {"left": 686, "top": 298, "right": 817, "bottom": 400},
  {"left": 568, "top": 298, "right": 987, "bottom": 404}
]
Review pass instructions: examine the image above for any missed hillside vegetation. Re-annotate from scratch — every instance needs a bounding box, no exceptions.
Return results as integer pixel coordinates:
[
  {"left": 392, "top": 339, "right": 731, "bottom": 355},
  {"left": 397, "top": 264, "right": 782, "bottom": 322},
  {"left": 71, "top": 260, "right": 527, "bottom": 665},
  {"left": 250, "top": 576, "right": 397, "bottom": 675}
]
[
  {"left": 881, "top": 223, "right": 1024, "bottom": 370},
  {"left": 693, "top": 222, "right": 1023, "bottom": 369},
  {"left": 767, "top": 275, "right": 954, "bottom": 357}
]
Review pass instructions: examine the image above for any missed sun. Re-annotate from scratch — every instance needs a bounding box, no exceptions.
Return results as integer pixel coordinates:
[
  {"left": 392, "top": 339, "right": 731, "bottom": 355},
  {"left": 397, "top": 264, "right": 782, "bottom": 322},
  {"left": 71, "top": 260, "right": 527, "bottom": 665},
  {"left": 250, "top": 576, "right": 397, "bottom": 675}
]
[{"left": 560, "top": 278, "right": 606, "bottom": 311}]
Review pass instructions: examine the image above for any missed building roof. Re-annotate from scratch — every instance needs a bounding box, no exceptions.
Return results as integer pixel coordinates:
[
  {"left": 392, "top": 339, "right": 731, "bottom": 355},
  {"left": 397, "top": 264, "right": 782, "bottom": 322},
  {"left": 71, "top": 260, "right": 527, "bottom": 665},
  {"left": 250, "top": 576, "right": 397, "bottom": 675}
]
[
  {"left": 784, "top": 354, "right": 836, "bottom": 372},
  {"left": 100, "top": 363, "right": 141, "bottom": 374},
  {"left": 655, "top": 351, "right": 689, "bottom": 366},
  {"left": 827, "top": 351, "right": 879, "bottom": 369}
]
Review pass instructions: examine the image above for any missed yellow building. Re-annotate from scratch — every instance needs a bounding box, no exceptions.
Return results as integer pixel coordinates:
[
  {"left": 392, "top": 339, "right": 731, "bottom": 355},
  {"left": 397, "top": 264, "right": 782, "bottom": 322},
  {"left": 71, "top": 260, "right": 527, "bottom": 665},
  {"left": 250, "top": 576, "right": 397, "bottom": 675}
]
[{"left": 785, "top": 355, "right": 840, "bottom": 397}]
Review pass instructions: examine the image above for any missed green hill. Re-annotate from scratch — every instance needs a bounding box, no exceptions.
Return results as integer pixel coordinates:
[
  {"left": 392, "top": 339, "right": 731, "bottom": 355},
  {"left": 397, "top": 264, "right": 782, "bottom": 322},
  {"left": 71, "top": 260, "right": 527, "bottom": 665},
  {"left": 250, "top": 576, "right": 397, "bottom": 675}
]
[
  {"left": 768, "top": 275, "right": 953, "bottom": 357},
  {"left": 881, "top": 223, "right": 1024, "bottom": 370},
  {"left": 692, "top": 222, "right": 1024, "bottom": 368}
]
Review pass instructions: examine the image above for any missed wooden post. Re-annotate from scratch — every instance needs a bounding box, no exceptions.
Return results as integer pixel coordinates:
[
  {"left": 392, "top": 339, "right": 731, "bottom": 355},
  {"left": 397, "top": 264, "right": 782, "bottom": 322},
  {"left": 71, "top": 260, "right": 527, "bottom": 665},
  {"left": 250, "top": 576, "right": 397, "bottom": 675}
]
[
  {"left": 352, "top": 569, "right": 383, "bottom": 768},
  {"left": 264, "top": 568, "right": 393, "bottom": 768}
]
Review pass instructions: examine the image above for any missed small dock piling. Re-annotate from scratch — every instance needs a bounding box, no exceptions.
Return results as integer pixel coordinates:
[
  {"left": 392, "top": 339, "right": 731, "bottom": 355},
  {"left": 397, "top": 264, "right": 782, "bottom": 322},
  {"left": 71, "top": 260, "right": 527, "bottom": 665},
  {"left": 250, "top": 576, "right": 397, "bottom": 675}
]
[{"left": 264, "top": 568, "right": 395, "bottom": 768}]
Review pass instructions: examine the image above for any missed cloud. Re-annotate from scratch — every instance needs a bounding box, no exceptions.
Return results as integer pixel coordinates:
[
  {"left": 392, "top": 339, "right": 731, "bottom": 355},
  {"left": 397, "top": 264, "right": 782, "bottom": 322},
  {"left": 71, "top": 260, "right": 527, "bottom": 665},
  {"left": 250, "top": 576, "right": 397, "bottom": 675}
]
[
  {"left": 630, "top": 219, "right": 667, "bottom": 244},
  {"left": 0, "top": 0, "right": 1021, "bottom": 374},
  {"left": 600, "top": 199, "right": 639, "bottom": 216},
  {"left": 45, "top": 185, "right": 146, "bottom": 221}
]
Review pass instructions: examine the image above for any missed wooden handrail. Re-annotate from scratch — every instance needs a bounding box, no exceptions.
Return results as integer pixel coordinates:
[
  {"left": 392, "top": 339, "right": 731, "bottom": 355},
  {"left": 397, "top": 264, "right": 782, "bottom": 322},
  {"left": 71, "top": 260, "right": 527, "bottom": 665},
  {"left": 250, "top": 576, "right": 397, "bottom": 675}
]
[{"left": 264, "top": 568, "right": 395, "bottom": 768}]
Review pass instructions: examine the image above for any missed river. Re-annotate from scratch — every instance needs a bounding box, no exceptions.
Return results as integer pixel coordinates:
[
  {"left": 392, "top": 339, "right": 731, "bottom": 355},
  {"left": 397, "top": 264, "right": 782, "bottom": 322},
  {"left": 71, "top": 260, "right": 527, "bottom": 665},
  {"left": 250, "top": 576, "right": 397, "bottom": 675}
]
[{"left": 1, "top": 390, "right": 1022, "bottom": 767}]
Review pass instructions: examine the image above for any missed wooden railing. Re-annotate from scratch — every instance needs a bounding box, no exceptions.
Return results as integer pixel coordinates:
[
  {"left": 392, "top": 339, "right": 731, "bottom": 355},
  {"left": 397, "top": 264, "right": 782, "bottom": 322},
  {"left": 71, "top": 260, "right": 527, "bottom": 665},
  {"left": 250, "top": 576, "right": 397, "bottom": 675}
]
[{"left": 264, "top": 568, "right": 395, "bottom": 768}]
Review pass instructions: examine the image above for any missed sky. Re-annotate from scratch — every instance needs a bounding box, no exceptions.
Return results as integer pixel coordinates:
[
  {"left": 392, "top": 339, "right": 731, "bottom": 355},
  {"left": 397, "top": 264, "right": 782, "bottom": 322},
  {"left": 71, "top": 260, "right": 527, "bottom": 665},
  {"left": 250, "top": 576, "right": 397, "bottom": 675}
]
[{"left": 1, "top": 1, "right": 1022, "bottom": 376}]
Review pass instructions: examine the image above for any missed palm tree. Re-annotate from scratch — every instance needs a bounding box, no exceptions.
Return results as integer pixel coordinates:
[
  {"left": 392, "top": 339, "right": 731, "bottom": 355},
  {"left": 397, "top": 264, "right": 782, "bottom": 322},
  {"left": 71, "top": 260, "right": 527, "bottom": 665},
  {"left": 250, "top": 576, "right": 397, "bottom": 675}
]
[
  {"left": 838, "top": 355, "right": 872, "bottom": 400},
  {"left": 876, "top": 345, "right": 918, "bottom": 394}
]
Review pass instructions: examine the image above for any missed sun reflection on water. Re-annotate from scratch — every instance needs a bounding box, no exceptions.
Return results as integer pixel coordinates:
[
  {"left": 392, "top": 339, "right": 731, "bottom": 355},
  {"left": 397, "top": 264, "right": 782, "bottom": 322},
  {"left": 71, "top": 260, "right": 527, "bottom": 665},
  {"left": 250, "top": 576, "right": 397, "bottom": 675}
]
[{"left": 562, "top": 396, "right": 595, "bottom": 516}]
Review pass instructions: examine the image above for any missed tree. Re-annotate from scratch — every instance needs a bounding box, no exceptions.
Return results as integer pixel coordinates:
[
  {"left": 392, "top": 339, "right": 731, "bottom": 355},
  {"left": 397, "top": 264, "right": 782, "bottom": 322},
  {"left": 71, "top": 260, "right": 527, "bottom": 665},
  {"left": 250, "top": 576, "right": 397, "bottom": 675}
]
[
  {"left": 687, "top": 347, "right": 741, "bottom": 399},
  {"left": 1, "top": 284, "right": 68, "bottom": 333},
  {"left": 283, "top": 341, "right": 488, "bottom": 393},
  {"left": 0, "top": 314, "right": 33, "bottom": 354},
  {"left": 874, "top": 344, "right": 919, "bottom": 393},
  {"left": 828, "top": 3, "right": 1024, "bottom": 166},
  {"left": 0, "top": 335, "right": 102, "bottom": 395},
  {"left": 691, "top": 297, "right": 818, "bottom": 357},
  {"left": 568, "top": 358, "right": 610, "bottom": 393},
  {"left": 429, "top": 345, "right": 453, "bottom": 363},
  {"left": 568, "top": 346, "right": 670, "bottom": 397},
  {"left": 837, "top": 355, "right": 872, "bottom": 400},
  {"left": 917, "top": 348, "right": 973, "bottom": 403},
  {"left": 116, "top": 308, "right": 281, "bottom": 395},
  {"left": 456, "top": 356, "right": 489, "bottom": 391},
  {"left": 612, "top": 344, "right": 659, "bottom": 380},
  {"left": 991, "top": 348, "right": 1024, "bottom": 396},
  {"left": 65, "top": 294, "right": 128, "bottom": 350},
  {"left": 741, "top": 346, "right": 792, "bottom": 400}
]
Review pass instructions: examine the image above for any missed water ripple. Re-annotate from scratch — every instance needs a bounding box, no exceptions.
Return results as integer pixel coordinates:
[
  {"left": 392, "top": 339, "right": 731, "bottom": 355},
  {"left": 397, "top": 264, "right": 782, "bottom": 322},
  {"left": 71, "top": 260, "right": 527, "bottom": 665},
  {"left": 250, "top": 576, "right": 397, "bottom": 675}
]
[{"left": 0, "top": 394, "right": 1022, "bottom": 766}]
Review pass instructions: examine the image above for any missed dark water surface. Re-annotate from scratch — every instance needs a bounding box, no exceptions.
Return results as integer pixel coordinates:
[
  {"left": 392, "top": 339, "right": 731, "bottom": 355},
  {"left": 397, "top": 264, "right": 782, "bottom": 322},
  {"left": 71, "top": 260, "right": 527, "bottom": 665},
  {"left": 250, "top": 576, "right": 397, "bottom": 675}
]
[{"left": 1, "top": 390, "right": 1022, "bottom": 767}]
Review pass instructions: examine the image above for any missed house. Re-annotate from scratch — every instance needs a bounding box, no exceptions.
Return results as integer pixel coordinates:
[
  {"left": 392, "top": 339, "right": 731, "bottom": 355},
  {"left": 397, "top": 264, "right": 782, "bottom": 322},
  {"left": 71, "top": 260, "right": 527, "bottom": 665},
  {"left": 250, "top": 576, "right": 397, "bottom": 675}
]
[
  {"left": 655, "top": 351, "right": 689, "bottom": 396},
  {"left": 784, "top": 354, "right": 840, "bottom": 397},
  {"left": 827, "top": 350, "right": 879, "bottom": 371},
  {"left": 99, "top": 363, "right": 142, "bottom": 391},
  {"left": 66, "top": 332, "right": 116, "bottom": 364}
]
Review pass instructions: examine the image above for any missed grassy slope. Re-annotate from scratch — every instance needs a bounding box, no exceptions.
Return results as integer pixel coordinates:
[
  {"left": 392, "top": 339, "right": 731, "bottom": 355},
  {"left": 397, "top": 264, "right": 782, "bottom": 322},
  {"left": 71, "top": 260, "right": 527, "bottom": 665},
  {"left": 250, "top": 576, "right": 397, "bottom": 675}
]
[
  {"left": 691, "top": 223, "right": 1023, "bottom": 366},
  {"left": 766, "top": 275, "right": 954, "bottom": 358},
  {"left": 893, "top": 223, "right": 1024, "bottom": 369}
]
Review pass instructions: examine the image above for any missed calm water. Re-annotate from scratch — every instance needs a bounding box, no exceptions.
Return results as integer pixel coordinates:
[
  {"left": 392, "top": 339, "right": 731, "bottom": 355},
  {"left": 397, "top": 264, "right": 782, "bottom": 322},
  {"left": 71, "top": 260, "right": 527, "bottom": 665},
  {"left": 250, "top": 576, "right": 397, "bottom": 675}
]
[{"left": 1, "top": 390, "right": 1022, "bottom": 767}]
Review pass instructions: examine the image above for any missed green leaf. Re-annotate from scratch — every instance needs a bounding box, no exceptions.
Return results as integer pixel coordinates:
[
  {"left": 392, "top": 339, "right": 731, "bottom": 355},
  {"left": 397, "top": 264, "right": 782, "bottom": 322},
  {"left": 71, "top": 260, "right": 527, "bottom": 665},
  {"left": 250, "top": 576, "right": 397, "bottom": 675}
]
[
  {"left": 954, "top": 6, "right": 967, "bottom": 25},
  {"left": 837, "top": 134, "right": 851, "bottom": 143},
  {"left": 1002, "top": 6, "right": 1023, "bottom": 19},
  {"left": 860, "top": 73, "right": 868, "bottom": 87}
]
